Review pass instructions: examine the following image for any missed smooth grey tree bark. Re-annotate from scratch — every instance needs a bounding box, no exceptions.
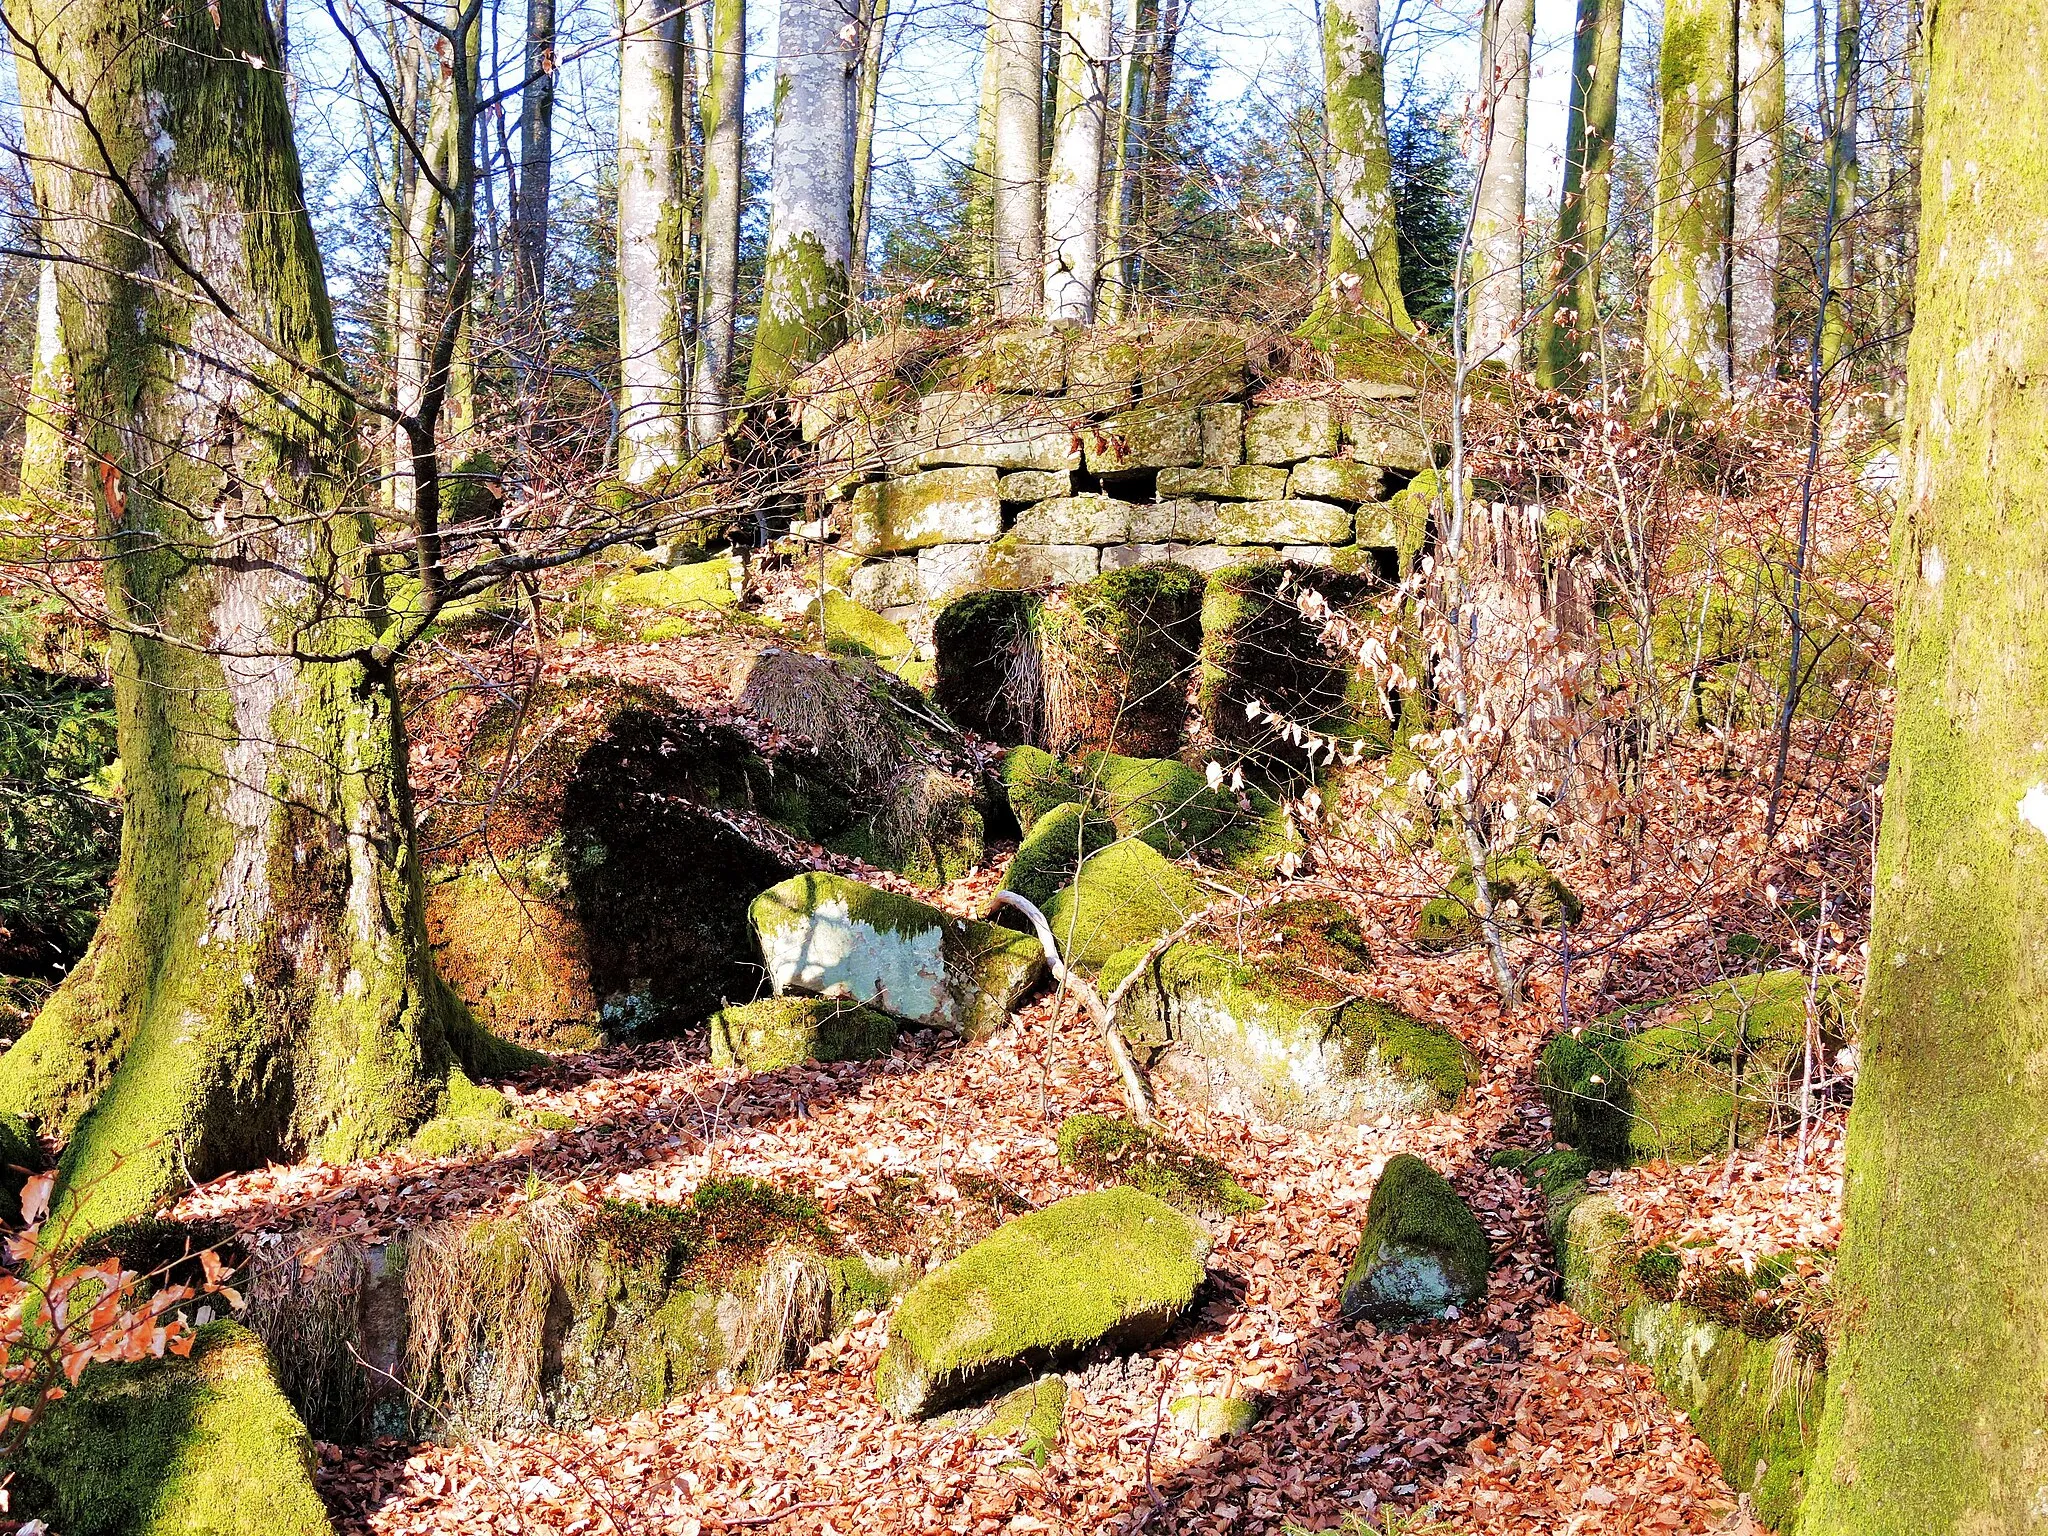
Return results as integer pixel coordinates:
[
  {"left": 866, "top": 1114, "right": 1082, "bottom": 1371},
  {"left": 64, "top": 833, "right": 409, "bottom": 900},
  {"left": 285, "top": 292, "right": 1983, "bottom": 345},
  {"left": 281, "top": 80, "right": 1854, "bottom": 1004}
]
[
  {"left": 1467, "top": 0, "right": 1534, "bottom": 366},
  {"left": 1042, "top": 0, "right": 1110, "bottom": 324},
  {"left": 691, "top": 0, "right": 744, "bottom": 442},
  {"left": 616, "top": 0, "right": 691, "bottom": 480},
  {"left": 988, "top": 0, "right": 1044, "bottom": 317}
]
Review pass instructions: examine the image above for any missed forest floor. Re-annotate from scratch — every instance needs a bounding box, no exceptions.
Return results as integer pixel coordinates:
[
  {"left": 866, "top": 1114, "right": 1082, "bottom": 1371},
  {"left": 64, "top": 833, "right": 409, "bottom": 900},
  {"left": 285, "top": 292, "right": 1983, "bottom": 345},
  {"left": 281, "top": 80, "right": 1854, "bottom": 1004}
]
[{"left": 166, "top": 598, "right": 1871, "bottom": 1536}]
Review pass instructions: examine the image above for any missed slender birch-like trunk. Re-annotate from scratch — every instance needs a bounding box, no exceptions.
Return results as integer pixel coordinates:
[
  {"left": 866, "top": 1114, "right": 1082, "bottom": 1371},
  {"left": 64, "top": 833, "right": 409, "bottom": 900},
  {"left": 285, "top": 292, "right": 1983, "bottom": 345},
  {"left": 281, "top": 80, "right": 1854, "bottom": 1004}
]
[
  {"left": 989, "top": 0, "right": 1045, "bottom": 316},
  {"left": 392, "top": 44, "right": 451, "bottom": 517},
  {"left": 512, "top": 0, "right": 557, "bottom": 339},
  {"left": 617, "top": 0, "right": 690, "bottom": 479},
  {"left": 1801, "top": 1, "right": 2048, "bottom": 1524},
  {"left": 1042, "top": 0, "right": 1110, "bottom": 323},
  {"left": 747, "top": 0, "right": 858, "bottom": 392},
  {"left": 1309, "top": 0, "right": 1410, "bottom": 343},
  {"left": 1534, "top": 0, "right": 1623, "bottom": 391},
  {"left": 1642, "top": 0, "right": 1736, "bottom": 409},
  {"left": 850, "top": 0, "right": 890, "bottom": 289},
  {"left": 1731, "top": 0, "right": 1784, "bottom": 390},
  {"left": 1819, "top": 0, "right": 1860, "bottom": 374},
  {"left": 18, "top": 260, "right": 67, "bottom": 499},
  {"left": 691, "top": 0, "right": 744, "bottom": 442},
  {"left": 1098, "top": 0, "right": 1158, "bottom": 324},
  {"left": 1466, "top": 0, "right": 1533, "bottom": 366},
  {"left": 1, "top": 0, "right": 519, "bottom": 1240}
]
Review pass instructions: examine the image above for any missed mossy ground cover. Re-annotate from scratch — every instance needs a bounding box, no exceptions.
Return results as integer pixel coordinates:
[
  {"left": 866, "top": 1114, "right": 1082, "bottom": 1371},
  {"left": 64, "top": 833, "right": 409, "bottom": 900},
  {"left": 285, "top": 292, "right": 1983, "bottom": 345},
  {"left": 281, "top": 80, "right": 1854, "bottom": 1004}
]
[
  {"left": 709, "top": 996, "right": 900, "bottom": 1070},
  {"left": 873, "top": 1188, "right": 1209, "bottom": 1418},
  {"left": 1055, "top": 1112, "right": 1261, "bottom": 1218},
  {"left": 1412, "top": 847, "right": 1583, "bottom": 952}
]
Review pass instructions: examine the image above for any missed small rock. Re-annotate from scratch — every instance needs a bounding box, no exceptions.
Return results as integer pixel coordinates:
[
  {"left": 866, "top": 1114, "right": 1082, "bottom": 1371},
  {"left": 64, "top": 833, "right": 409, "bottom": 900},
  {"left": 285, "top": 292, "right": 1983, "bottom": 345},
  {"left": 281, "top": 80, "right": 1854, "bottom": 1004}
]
[
  {"left": 1170, "top": 1392, "right": 1262, "bottom": 1441},
  {"left": 1340, "top": 1154, "right": 1490, "bottom": 1326}
]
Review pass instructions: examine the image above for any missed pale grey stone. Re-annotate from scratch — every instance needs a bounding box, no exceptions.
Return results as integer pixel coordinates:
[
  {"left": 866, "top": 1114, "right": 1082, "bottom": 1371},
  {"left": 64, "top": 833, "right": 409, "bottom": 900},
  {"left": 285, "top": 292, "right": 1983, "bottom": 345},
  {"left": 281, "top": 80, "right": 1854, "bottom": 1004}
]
[
  {"left": 999, "top": 469, "right": 1072, "bottom": 502},
  {"left": 849, "top": 555, "right": 923, "bottom": 610},
  {"left": 844, "top": 467, "right": 1002, "bottom": 555},
  {"left": 1200, "top": 404, "right": 1244, "bottom": 466},
  {"left": 1155, "top": 465, "right": 1287, "bottom": 500},
  {"left": 1082, "top": 406, "right": 1202, "bottom": 473},
  {"left": 1010, "top": 494, "right": 1135, "bottom": 545},
  {"left": 1245, "top": 399, "right": 1339, "bottom": 464},
  {"left": 1129, "top": 499, "right": 1221, "bottom": 542},
  {"left": 1288, "top": 458, "right": 1385, "bottom": 503},
  {"left": 1343, "top": 407, "right": 1436, "bottom": 472},
  {"left": 914, "top": 391, "right": 1080, "bottom": 472},
  {"left": 1214, "top": 498, "right": 1354, "bottom": 544},
  {"left": 918, "top": 541, "right": 1100, "bottom": 604}
]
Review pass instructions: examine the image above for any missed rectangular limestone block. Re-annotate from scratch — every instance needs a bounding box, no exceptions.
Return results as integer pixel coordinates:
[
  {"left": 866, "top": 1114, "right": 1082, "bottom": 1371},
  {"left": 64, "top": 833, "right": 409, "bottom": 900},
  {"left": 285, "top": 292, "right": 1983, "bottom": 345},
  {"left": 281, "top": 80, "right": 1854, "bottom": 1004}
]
[
  {"left": 1215, "top": 498, "right": 1354, "bottom": 545},
  {"left": 844, "top": 467, "right": 1003, "bottom": 555},
  {"left": 918, "top": 541, "right": 1101, "bottom": 605},
  {"left": 1288, "top": 458, "right": 1386, "bottom": 503},
  {"left": 1201, "top": 404, "right": 1245, "bottom": 466},
  {"left": 1084, "top": 406, "right": 1202, "bottom": 473},
  {"left": 1343, "top": 406, "right": 1436, "bottom": 472},
  {"left": 1010, "top": 494, "right": 1135, "bottom": 545},
  {"left": 914, "top": 391, "right": 1080, "bottom": 472},
  {"left": 999, "top": 469, "right": 1073, "bottom": 502},
  {"left": 1156, "top": 464, "right": 1287, "bottom": 500},
  {"left": 1129, "top": 499, "right": 1222, "bottom": 542},
  {"left": 1245, "top": 399, "right": 1340, "bottom": 465},
  {"left": 1279, "top": 545, "right": 1338, "bottom": 566},
  {"left": 1340, "top": 377, "right": 1420, "bottom": 402},
  {"left": 1353, "top": 506, "right": 1402, "bottom": 548},
  {"left": 850, "top": 555, "right": 923, "bottom": 610},
  {"left": 1103, "top": 542, "right": 1269, "bottom": 575},
  {"left": 1067, "top": 329, "right": 1144, "bottom": 406},
  {"left": 1139, "top": 321, "right": 1248, "bottom": 405},
  {"left": 955, "top": 327, "right": 1070, "bottom": 394}
]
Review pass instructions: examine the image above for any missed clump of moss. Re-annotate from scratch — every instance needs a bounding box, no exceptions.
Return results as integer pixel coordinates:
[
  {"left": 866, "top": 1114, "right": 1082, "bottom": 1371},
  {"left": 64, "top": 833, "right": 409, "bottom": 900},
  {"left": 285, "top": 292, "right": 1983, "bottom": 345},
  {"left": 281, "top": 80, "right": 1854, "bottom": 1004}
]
[
  {"left": 408, "top": 1069, "right": 572, "bottom": 1160},
  {"left": 1630, "top": 1242, "right": 1684, "bottom": 1302},
  {"left": 1489, "top": 1145, "right": 1593, "bottom": 1201},
  {"left": 1040, "top": 838, "right": 1207, "bottom": 972},
  {"left": 1169, "top": 1392, "right": 1262, "bottom": 1441},
  {"left": 1056, "top": 1113, "right": 1261, "bottom": 1218},
  {"left": 11, "top": 1322, "right": 333, "bottom": 1536},
  {"left": 1000, "top": 800, "right": 1117, "bottom": 910},
  {"left": 1413, "top": 847, "right": 1582, "bottom": 952},
  {"left": 873, "top": 1187, "right": 1210, "bottom": 1418},
  {"left": 1340, "top": 1154, "right": 1491, "bottom": 1325},
  {"left": 805, "top": 593, "right": 917, "bottom": 662},
  {"left": 709, "top": 996, "right": 899, "bottom": 1070},
  {"left": 1001, "top": 745, "right": 1081, "bottom": 833},
  {"left": 980, "top": 1374, "right": 1068, "bottom": 1466},
  {"left": 1538, "top": 970, "right": 1851, "bottom": 1167},
  {"left": 666, "top": 1176, "right": 842, "bottom": 1291},
  {"left": 1078, "top": 750, "right": 1296, "bottom": 871}
]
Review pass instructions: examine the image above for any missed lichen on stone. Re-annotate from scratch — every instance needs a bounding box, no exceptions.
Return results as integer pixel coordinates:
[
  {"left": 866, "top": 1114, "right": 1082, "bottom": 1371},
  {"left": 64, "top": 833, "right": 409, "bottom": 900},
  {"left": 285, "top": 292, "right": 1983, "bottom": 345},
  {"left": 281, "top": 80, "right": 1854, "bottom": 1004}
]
[
  {"left": 1339, "top": 1153, "right": 1490, "bottom": 1325},
  {"left": 709, "top": 996, "right": 899, "bottom": 1070}
]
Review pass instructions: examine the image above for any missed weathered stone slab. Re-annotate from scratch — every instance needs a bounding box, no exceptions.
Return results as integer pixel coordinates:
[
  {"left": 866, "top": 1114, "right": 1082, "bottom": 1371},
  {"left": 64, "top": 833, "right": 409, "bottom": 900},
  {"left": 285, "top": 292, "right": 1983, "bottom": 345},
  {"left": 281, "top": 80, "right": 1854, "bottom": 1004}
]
[
  {"left": 918, "top": 541, "right": 1101, "bottom": 605},
  {"left": 915, "top": 392, "right": 1080, "bottom": 472},
  {"left": 1067, "top": 329, "right": 1144, "bottom": 404},
  {"left": 1340, "top": 1155, "right": 1490, "bottom": 1325},
  {"left": 1139, "top": 321, "right": 1247, "bottom": 405},
  {"left": 1098, "top": 542, "right": 1267, "bottom": 575},
  {"left": 1200, "top": 404, "right": 1244, "bottom": 465},
  {"left": 1010, "top": 494, "right": 1135, "bottom": 545},
  {"left": 1288, "top": 457, "right": 1385, "bottom": 503},
  {"left": 1353, "top": 506, "right": 1402, "bottom": 548},
  {"left": 1279, "top": 545, "right": 1338, "bottom": 566},
  {"left": 850, "top": 555, "right": 922, "bottom": 610},
  {"left": 1155, "top": 465, "right": 1287, "bottom": 500},
  {"left": 999, "top": 469, "right": 1072, "bottom": 502},
  {"left": 955, "top": 327, "right": 1069, "bottom": 394},
  {"left": 1340, "top": 377, "right": 1420, "bottom": 402},
  {"left": 1083, "top": 406, "right": 1203, "bottom": 473},
  {"left": 1343, "top": 407, "right": 1436, "bottom": 472},
  {"left": 844, "top": 467, "right": 1002, "bottom": 555},
  {"left": 1245, "top": 399, "right": 1339, "bottom": 464},
  {"left": 1128, "top": 499, "right": 1221, "bottom": 543},
  {"left": 1214, "top": 498, "right": 1352, "bottom": 544}
]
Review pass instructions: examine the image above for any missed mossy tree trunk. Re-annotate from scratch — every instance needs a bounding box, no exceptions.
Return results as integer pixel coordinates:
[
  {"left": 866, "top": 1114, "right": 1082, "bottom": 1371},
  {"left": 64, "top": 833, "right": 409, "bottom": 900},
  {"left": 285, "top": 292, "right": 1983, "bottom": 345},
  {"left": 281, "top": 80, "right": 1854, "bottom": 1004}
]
[
  {"left": 691, "top": 0, "right": 744, "bottom": 442},
  {"left": 1642, "top": 0, "right": 1735, "bottom": 410},
  {"left": 1730, "top": 0, "right": 1783, "bottom": 392},
  {"left": 746, "top": 0, "right": 858, "bottom": 394},
  {"left": 987, "top": 0, "right": 1043, "bottom": 317},
  {"left": 1041, "top": 0, "right": 1109, "bottom": 325},
  {"left": 1818, "top": 0, "right": 1860, "bottom": 375},
  {"left": 617, "top": 0, "right": 691, "bottom": 479},
  {"left": 19, "top": 258, "right": 67, "bottom": 499},
  {"left": 1801, "top": 0, "right": 2048, "bottom": 1525},
  {"left": 1307, "top": 0, "right": 1411, "bottom": 343},
  {"left": 1534, "top": 0, "right": 1623, "bottom": 391},
  {"left": 0, "top": 0, "right": 511, "bottom": 1239},
  {"left": 1465, "top": 0, "right": 1533, "bottom": 367}
]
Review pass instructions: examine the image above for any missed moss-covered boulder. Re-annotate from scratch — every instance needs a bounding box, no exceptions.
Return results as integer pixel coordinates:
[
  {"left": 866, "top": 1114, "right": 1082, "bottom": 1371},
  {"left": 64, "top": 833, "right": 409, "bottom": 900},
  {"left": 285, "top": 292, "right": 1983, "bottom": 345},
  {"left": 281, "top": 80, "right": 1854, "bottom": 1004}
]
[
  {"left": 12, "top": 1322, "right": 334, "bottom": 1536},
  {"left": 1078, "top": 749, "right": 1296, "bottom": 870},
  {"left": 709, "top": 997, "right": 900, "bottom": 1069},
  {"left": 1537, "top": 971, "right": 1849, "bottom": 1167},
  {"left": 1413, "top": 847, "right": 1583, "bottom": 951},
  {"left": 750, "top": 872, "right": 1044, "bottom": 1039},
  {"left": 1170, "top": 1392, "right": 1262, "bottom": 1441},
  {"left": 935, "top": 565, "right": 1207, "bottom": 758},
  {"left": 873, "top": 1188, "right": 1210, "bottom": 1418},
  {"left": 1000, "top": 800, "right": 1117, "bottom": 909},
  {"left": 1039, "top": 839, "right": 1207, "bottom": 972},
  {"left": 1108, "top": 901, "right": 1470, "bottom": 1126},
  {"left": 1339, "top": 1154, "right": 1490, "bottom": 1326},
  {"left": 802, "top": 593, "right": 918, "bottom": 666},
  {"left": 601, "top": 556, "right": 743, "bottom": 617},
  {"left": 1000, "top": 744, "right": 1082, "bottom": 832},
  {"left": 421, "top": 682, "right": 827, "bottom": 1047},
  {"left": 1055, "top": 1113, "right": 1259, "bottom": 1218},
  {"left": 977, "top": 1374, "right": 1068, "bottom": 1466}
]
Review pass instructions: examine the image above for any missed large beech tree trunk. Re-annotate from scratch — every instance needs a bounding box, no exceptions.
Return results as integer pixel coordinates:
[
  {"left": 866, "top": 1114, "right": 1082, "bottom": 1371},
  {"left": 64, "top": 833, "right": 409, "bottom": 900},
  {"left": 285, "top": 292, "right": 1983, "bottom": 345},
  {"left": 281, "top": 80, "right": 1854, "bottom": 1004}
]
[
  {"left": 1309, "top": 0, "right": 1410, "bottom": 341},
  {"left": 19, "top": 259, "right": 66, "bottom": 498},
  {"left": 1098, "top": 0, "right": 1158, "bottom": 325},
  {"left": 0, "top": 0, "right": 513, "bottom": 1238},
  {"left": 1534, "top": 0, "right": 1622, "bottom": 390},
  {"left": 1730, "top": 0, "right": 1783, "bottom": 391},
  {"left": 747, "top": 0, "right": 858, "bottom": 394},
  {"left": 617, "top": 0, "right": 691, "bottom": 479},
  {"left": 1801, "top": 0, "right": 2048, "bottom": 1524},
  {"left": 691, "top": 0, "right": 744, "bottom": 442},
  {"left": 1642, "top": 0, "right": 1735, "bottom": 409},
  {"left": 988, "top": 0, "right": 1045, "bottom": 318},
  {"left": 1041, "top": 0, "right": 1109, "bottom": 325},
  {"left": 1465, "top": 0, "right": 1532, "bottom": 367}
]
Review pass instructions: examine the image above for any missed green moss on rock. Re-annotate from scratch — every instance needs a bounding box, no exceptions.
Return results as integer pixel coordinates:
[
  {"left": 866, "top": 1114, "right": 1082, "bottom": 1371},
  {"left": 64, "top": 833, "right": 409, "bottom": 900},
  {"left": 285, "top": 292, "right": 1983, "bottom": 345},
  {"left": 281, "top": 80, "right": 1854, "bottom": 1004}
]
[
  {"left": 1339, "top": 1154, "right": 1490, "bottom": 1325},
  {"left": 408, "top": 1067, "right": 569, "bottom": 1160},
  {"left": 709, "top": 997, "right": 899, "bottom": 1070},
  {"left": 1001, "top": 800, "right": 1116, "bottom": 910},
  {"left": 1055, "top": 1112, "right": 1261, "bottom": 1218},
  {"left": 1000, "top": 745, "right": 1082, "bottom": 833},
  {"left": 1413, "top": 848, "right": 1583, "bottom": 952},
  {"left": 1169, "top": 1392, "right": 1262, "bottom": 1440},
  {"left": 873, "top": 1188, "right": 1210, "bottom": 1418},
  {"left": 1538, "top": 970, "right": 1849, "bottom": 1167},
  {"left": 13, "top": 1322, "right": 333, "bottom": 1536},
  {"left": 979, "top": 1373, "right": 1068, "bottom": 1466},
  {"left": 1039, "top": 839, "right": 1207, "bottom": 973},
  {"left": 804, "top": 593, "right": 918, "bottom": 663}
]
